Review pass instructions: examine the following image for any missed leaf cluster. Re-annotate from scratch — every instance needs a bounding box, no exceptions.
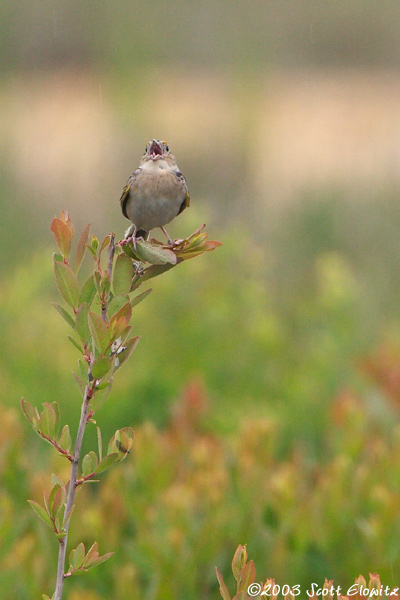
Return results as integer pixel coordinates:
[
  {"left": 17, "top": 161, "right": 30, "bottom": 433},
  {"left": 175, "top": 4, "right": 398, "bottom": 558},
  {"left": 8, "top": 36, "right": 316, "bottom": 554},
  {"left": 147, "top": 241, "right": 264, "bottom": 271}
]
[{"left": 216, "top": 546, "right": 398, "bottom": 600}]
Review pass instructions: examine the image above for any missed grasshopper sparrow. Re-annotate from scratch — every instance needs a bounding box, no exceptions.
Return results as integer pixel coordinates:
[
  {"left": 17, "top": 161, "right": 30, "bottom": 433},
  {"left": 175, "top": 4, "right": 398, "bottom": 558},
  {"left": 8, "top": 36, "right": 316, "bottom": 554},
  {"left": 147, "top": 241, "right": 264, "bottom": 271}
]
[{"left": 120, "top": 139, "right": 190, "bottom": 245}]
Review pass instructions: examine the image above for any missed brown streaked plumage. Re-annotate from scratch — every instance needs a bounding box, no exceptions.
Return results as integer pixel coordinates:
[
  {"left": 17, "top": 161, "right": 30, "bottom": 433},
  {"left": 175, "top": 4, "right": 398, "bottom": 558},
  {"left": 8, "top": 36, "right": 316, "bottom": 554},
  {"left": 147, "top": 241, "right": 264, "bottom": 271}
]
[{"left": 119, "top": 139, "right": 190, "bottom": 244}]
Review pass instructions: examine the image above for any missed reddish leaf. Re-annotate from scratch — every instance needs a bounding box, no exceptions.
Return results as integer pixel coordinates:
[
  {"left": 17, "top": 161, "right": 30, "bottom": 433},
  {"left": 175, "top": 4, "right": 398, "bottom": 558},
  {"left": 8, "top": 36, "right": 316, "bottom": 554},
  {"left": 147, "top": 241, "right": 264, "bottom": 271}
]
[
  {"left": 60, "top": 210, "right": 75, "bottom": 237},
  {"left": 216, "top": 568, "right": 232, "bottom": 600},
  {"left": 86, "top": 551, "right": 114, "bottom": 569},
  {"left": 51, "top": 217, "right": 73, "bottom": 258},
  {"left": 238, "top": 560, "right": 256, "bottom": 592}
]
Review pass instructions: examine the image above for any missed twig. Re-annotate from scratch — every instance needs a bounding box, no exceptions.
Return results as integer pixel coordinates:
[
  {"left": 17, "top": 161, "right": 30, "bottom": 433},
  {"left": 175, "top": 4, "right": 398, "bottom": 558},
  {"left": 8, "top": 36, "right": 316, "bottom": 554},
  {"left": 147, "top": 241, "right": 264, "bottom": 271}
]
[
  {"left": 54, "top": 236, "right": 115, "bottom": 600},
  {"left": 54, "top": 382, "right": 92, "bottom": 600}
]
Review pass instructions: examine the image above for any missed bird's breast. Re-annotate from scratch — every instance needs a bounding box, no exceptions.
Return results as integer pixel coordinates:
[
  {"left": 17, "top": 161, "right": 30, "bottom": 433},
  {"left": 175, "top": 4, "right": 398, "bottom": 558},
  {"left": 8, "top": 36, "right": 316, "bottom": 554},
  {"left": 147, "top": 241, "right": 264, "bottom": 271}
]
[{"left": 125, "top": 166, "right": 187, "bottom": 230}]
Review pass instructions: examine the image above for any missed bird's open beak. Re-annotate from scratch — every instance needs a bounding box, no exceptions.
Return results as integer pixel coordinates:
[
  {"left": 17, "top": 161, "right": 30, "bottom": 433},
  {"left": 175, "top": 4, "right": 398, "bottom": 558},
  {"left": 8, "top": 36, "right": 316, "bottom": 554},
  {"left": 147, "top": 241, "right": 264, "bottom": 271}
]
[{"left": 149, "top": 140, "right": 163, "bottom": 159}]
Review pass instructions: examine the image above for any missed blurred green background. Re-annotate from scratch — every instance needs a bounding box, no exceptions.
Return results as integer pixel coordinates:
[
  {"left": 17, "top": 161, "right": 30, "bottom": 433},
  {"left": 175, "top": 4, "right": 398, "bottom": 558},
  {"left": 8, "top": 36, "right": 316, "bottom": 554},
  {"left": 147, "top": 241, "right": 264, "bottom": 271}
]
[{"left": 3, "top": 1, "right": 400, "bottom": 598}]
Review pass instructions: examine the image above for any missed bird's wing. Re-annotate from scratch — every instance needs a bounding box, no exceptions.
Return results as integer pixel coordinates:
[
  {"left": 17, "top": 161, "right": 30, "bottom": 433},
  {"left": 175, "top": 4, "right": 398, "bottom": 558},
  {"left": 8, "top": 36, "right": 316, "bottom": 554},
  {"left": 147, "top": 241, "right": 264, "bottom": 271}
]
[
  {"left": 119, "top": 169, "right": 141, "bottom": 219},
  {"left": 176, "top": 171, "right": 190, "bottom": 215},
  {"left": 119, "top": 184, "right": 131, "bottom": 219}
]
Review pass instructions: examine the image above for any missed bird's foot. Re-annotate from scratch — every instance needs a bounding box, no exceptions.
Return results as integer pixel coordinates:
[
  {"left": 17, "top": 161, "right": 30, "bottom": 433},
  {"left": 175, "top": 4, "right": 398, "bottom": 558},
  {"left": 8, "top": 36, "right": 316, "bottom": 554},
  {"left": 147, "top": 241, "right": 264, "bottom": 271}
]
[{"left": 160, "top": 227, "right": 174, "bottom": 246}]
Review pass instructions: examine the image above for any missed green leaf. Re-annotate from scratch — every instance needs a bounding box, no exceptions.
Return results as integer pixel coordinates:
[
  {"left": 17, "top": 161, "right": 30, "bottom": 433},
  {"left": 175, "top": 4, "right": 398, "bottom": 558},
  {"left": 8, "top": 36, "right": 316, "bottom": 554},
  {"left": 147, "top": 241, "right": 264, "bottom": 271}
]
[
  {"left": 140, "top": 262, "right": 176, "bottom": 283},
  {"left": 130, "top": 287, "right": 152, "bottom": 309},
  {"left": 82, "top": 451, "right": 98, "bottom": 476},
  {"left": 51, "top": 474, "right": 65, "bottom": 488},
  {"left": 108, "top": 294, "right": 130, "bottom": 318},
  {"left": 135, "top": 240, "right": 177, "bottom": 265},
  {"left": 59, "top": 424, "right": 72, "bottom": 452},
  {"left": 74, "top": 223, "right": 91, "bottom": 273},
  {"left": 115, "top": 336, "right": 140, "bottom": 370},
  {"left": 92, "top": 356, "right": 113, "bottom": 380},
  {"left": 68, "top": 335, "right": 83, "bottom": 354},
  {"left": 48, "top": 484, "right": 64, "bottom": 518},
  {"left": 94, "top": 379, "right": 112, "bottom": 391},
  {"left": 39, "top": 402, "right": 59, "bottom": 438},
  {"left": 70, "top": 542, "right": 85, "bottom": 570},
  {"left": 95, "top": 453, "right": 119, "bottom": 474},
  {"left": 110, "top": 301, "right": 132, "bottom": 325},
  {"left": 54, "top": 261, "right": 80, "bottom": 308},
  {"left": 86, "top": 551, "right": 114, "bottom": 569},
  {"left": 53, "top": 252, "right": 64, "bottom": 263},
  {"left": 216, "top": 568, "right": 232, "bottom": 600},
  {"left": 113, "top": 253, "right": 133, "bottom": 295},
  {"left": 76, "top": 303, "right": 90, "bottom": 344},
  {"left": 28, "top": 500, "right": 53, "bottom": 528},
  {"left": 88, "top": 312, "right": 110, "bottom": 355},
  {"left": 51, "top": 303, "right": 76, "bottom": 330},
  {"left": 96, "top": 426, "right": 103, "bottom": 461},
  {"left": 51, "top": 217, "right": 73, "bottom": 258},
  {"left": 90, "top": 382, "right": 112, "bottom": 412},
  {"left": 108, "top": 427, "right": 134, "bottom": 457},
  {"left": 94, "top": 271, "right": 102, "bottom": 295},
  {"left": 91, "top": 235, "right": 99, "bottom": 251},
  {"left": 20, "top": 398, "right": 38, "bottom": 428},
  {"left": 232, "top": 545, "right": 247, "bottom": 581},
  {"left": 99, "top": 234, "right": 111, "bottom": 255},
  {"left": 79, "top": 275, "right": 96, "bottom": 307}
]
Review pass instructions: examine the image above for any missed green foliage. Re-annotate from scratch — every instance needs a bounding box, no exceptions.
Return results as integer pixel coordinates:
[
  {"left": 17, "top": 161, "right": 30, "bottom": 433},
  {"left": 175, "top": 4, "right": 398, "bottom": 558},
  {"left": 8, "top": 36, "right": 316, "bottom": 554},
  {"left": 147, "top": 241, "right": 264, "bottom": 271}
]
[{"left": 4, "top": 370, "right": 400, "bottom": 598}]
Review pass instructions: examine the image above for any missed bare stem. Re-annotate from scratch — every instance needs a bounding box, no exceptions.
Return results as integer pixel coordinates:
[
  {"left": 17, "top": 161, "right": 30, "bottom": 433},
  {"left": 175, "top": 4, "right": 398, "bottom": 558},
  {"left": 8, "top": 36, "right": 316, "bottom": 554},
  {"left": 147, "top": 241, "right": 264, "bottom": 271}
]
[
  {"left": 54, "top": 384, "right": 92, "bottom": 600},
  {"left": 54, "top": 235, "right": 115, "bottom": 600}
]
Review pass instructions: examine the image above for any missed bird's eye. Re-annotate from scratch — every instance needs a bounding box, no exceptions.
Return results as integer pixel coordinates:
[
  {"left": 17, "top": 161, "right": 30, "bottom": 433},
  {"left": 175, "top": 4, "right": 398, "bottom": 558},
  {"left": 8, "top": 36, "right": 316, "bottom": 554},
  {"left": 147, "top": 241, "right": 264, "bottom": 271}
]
[{"left": 166, "top": 145, "right": 169, "bottom": 152}]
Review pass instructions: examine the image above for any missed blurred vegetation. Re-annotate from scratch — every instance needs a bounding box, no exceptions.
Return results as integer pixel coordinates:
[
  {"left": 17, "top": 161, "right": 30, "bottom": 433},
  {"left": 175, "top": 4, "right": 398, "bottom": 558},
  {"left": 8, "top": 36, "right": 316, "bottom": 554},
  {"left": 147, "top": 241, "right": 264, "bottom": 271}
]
[{"left": 2, "top": 0, "right": 400, "bottom": 597}]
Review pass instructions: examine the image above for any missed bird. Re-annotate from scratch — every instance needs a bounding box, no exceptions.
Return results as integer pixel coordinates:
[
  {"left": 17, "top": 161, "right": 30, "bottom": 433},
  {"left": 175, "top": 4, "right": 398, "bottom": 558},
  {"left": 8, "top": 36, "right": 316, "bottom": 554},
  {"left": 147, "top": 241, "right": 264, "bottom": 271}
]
[{"left": 119, "top": 139, "right": 190, "bottom": 246}]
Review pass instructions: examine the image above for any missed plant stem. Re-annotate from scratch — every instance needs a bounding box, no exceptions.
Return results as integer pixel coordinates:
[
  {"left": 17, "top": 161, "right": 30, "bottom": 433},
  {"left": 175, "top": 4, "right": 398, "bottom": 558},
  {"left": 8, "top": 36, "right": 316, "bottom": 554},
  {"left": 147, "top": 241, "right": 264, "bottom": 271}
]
[
  {"left": 54, "top": 236, "right": 115, "bottom": 600},
  {"left": 54, "top": 384, "right": 92, "bottom": 600}
]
